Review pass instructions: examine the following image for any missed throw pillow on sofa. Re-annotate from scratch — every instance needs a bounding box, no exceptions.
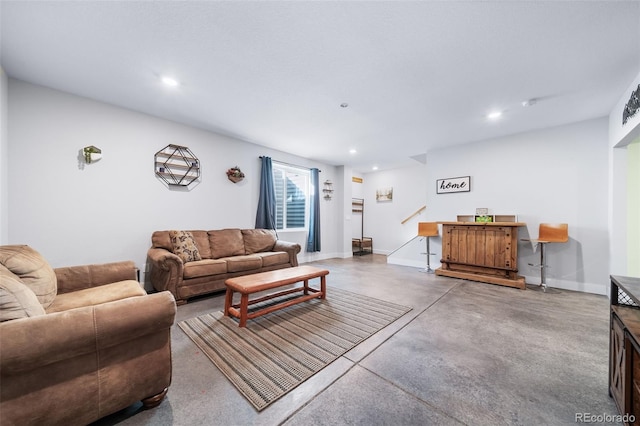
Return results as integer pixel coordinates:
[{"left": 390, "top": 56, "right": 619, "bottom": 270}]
[
  {"left": 0, "top": 245, "right": 57, "bottom": 308},
  {"left": 169, "top": 230, "right": 202, "bottom": 263},
  {"left": 0, "top": 264, "right": 46, "bottom": 322}
]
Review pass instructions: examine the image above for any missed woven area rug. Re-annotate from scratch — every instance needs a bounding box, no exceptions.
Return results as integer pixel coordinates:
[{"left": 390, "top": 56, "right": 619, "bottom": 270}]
[{"left": 178, "top": 287, "right": 412, "bottom": 411}]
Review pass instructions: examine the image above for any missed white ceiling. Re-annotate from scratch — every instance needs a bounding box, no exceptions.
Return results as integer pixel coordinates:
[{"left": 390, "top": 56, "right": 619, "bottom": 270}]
[{"left": 2, "top": 1, "right": 639, "bottom": 172}]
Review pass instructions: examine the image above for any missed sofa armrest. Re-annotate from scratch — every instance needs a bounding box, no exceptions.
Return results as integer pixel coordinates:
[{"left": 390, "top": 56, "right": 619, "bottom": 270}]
[
  {"left": 147, "top": 248, "right": 183, "bottom": 298},
  {"left": 0, "top": 291, "right": 176, "bottom": 374},
  {"left": 273, "top": 240, "right": 301, "bottom": 267},
  {"left": 54, "top": 260, "right": 138, "bottom": 294}
]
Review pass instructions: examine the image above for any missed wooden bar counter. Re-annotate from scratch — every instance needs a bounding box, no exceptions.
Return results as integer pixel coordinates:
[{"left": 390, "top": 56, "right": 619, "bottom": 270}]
[{"left": 436, "top": 222, "right": 526, "bottom": 290}]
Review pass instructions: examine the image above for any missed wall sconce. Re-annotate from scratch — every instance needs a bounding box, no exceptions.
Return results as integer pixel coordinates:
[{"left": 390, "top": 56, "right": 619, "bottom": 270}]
[{"left": 83, "top": 146, "right": 102, "bottom": 163}]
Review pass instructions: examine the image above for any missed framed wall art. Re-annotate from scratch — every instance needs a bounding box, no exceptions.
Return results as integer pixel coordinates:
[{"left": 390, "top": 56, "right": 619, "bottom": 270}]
[
  {"left": 375, "top": 187, "right": 393, "bottom": 201},
  {"left": 436, "top": 176, "right": 470, "bottom": 194}
]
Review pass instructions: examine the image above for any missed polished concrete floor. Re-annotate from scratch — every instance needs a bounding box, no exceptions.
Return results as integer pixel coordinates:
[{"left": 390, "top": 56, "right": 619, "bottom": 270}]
[{"left": 98, "top": 255, "right": 619, "bottom": 425}]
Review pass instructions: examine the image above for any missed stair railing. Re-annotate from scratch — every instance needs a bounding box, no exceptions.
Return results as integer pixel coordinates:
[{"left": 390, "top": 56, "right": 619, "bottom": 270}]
[
  {"left": 387, "top": 235, "right": 423, "bottom": 257},
  {"left": 400, "top": 205, "right": 426, "bottom": 225}
]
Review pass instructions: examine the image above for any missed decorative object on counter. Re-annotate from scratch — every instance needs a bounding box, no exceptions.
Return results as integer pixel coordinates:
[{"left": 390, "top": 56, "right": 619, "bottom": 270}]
[
  {"left": 322, "top": 180, "right": 333, "bottom": 200},
  {"left": 436, "top": 176, "right": 470, "bottom": 194},
  {"left": 622, "top": 83, "right": 640, "bottom": 125},
  {"left": 226, "top": 166, "right": 245, "bottom": 183},
  {"left": 475, "top": 208, "right": 491, "bottom": 222},
  {"left": 475, "top": 214, "right": 493, "bottom": 223},
  {"left": 155, "top": 144, "right": 200, "bottom": 187},
  {"left": 82, "top": 145, "right": 102, "bottom": 163}
]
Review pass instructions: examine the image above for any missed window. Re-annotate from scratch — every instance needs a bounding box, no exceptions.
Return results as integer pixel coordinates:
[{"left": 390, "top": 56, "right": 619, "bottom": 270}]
[{"left": 272, "top": 163, "right": 310, "bottom": 230}]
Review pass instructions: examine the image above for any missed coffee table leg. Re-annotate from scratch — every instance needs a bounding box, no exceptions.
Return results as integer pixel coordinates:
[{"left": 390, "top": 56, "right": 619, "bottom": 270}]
[
  {"left": 320, "top": 275, "right": 326, "bottom": 299},
  {"left": 239, "top": 294, "right": 249, "bottom": 327},
  {"left": 304, "top": 279, "right": 309, "bottom": 295},
  {"left": 224, "top": 289, "right": 233, "bottom": 316}
]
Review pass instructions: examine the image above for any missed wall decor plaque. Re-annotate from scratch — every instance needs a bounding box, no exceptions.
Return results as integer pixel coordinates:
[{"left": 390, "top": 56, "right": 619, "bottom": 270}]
[
  {"left": 622, "top": 84, "right": 640, "bottom": 125},
  {"left": 436, "top": 176, "right": 470, "bottom": 194}
]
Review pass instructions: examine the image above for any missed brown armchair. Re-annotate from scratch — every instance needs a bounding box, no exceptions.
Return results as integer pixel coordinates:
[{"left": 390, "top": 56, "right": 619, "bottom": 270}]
[{"left": 0, "top": 245, "right": 176, "bottom": 425}]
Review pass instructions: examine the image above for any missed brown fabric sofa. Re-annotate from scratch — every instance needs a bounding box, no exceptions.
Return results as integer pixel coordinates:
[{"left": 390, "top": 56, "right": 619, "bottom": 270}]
[
  {"left": 0, "top": 245, "right": 176, "bottom": 426},
  {"left": 147, "top": 228, "right": 301, "bottom": 304}
]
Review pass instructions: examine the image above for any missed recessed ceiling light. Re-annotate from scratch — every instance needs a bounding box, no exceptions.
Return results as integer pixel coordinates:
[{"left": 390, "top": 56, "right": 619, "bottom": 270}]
[
  {"left": 487, "top": 111, "right": 502, "bottom": 120},
  {"left": 349, "top": 149, "right": 357, "bottom": 154},
  {"left": 372, "top": 166, "right": 378, "bottom": 171},
  {"left": 161, "top": 76, "right": 179, "bottom": 87}
]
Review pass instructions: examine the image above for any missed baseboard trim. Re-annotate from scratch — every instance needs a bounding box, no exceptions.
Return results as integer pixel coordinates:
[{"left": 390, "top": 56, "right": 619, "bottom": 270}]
[
  {"left": 521, "top": 275, "right": 607, "bottom": 295},
  {"left": 386, "top": 258, "right": 606, "bottom": 295}
]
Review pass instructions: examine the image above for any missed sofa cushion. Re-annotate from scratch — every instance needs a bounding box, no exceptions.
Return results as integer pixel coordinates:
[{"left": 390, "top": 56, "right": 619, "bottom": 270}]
[
  {"left": 0, "top": 265, "right": 46, "bottom": 322},
  {"left": 190, "top": 231, "right": 212, "bottom": 259},
  {"left": 208, "top": 229, "right": 245, "bottom": 259},
  {"left": 183, "top": 259, "right": 227, "bottom": 279},
  {"left": 242, "top": 229, "right": 277, "bottom": 254},
  {"left": 169, "top": 230, "right": 202, "bottom": 263},
  {"left": 46, "top": 280, "right": 146, "bottom": 314},
  {"left": 224, "top": 255, "right": 262, "bottom": 273},
  {"left": 256, "top": 252, "right": 291, "bottom": 268},
  {"left": 0, "top": 245, "right": 57, "bottom": 308}
]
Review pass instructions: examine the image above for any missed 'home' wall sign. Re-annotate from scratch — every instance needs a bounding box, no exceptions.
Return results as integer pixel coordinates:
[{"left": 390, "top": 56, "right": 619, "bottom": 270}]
[{"left": 436, "top": 176, "right": 470, "bottom": 194}]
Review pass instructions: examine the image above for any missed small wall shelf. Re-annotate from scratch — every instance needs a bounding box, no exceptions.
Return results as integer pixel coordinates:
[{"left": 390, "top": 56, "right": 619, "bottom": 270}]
[
  {"left": 155, "top": 144, "right": 200, "bottom": 187},
  {"left": 323, "top": 180, "right": 333, "bottom": 200}
]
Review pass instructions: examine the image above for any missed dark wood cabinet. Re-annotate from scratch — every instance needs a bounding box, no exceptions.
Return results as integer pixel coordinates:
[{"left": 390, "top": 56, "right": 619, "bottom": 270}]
[
  {"left": 630, "top": 338, "right": 640, "bottom": 422},
  {"left": 610, "top": 275, "right": 640, "bottom": 425},
  {"left": 611, "top": 311, "right": 627, "bottom": 411}
]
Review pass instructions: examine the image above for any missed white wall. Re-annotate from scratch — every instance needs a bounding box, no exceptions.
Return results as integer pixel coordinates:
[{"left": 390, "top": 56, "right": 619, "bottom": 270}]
[
  {"left": 351, "top": 173, "right": 365, "bottom": 241},
  {"left": 360, "top": 164, "right": 427, "bottom": 257},
  {"left": 337, "top": 166, "right": 353, "bottom": 259},
  {"left": 6, "top": 79, "right": 341, "bottom": 285},
  {"left": 0, "top": 67, "right": 8, "bottom": 244},
  {"left": 629, "top": 141, "right": 640, "bottom": 277},
  {"left": 425, "top": 118, "right": 610, "bottom": 294},
  {"left": 608, "top": 68, "right": 640, "bottom": 276},
  {"left": 609, "top": 70, "right": 640, "bottom": 147}
]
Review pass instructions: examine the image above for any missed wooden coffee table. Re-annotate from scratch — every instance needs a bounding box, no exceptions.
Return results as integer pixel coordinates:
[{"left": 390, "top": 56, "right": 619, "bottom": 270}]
[{"left": 224, "top": 265, "right": 329, "bottom": 327}]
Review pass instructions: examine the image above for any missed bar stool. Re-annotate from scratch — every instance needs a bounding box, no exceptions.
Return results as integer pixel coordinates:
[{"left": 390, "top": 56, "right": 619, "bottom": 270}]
[
  {"left": 418, "top": 222, "right": 439, "bottom": 273},
  {"left": 523, "top": 223, "right": 568, "bottom": 291}
]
